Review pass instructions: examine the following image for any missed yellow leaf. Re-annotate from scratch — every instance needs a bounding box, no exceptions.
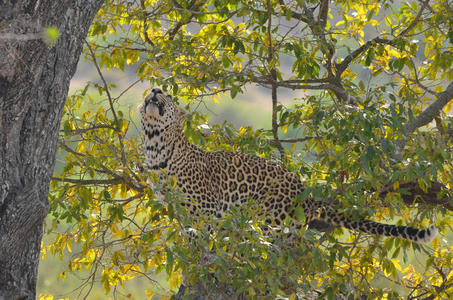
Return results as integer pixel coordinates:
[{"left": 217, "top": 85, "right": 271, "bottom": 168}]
[
  {"left": 111, "top": 224, "right": 124, "bottom": 238},
  {"left": 121, "top": 119, "right": 129, "bottom": 133},
  {"left": 434, "top": 86, "right": 444, "bottom": 93},
  {"left": 76, "top": 141, "right": 86, "bottom": 153},
  {"left": 145, "top": 289, "right": 155, "bottom": 299},
  {"left": 393, "top": 181, "right": 399, "bottom": 191},
  {"left": 97, "top": 106, "right": 105, "bottom": 117},
  {"left": 432, "top": 236, "right": 440, "bottom": 250},
  {"left": 41, "top": 247, "right": 46, "bottom": 260},
  {"left": 86, "top": 248, "right": 96, "bottom": 263},
  {"left": 443, "top": 100, "right": 452, "bottom": 114},
  {"left": 168, "top": 272, "right": 182, "bottom": 290},
  {"left": 281, "top": 124, "right": 288, "bottom": 134},
  {"left": 127, "top": 56, "right": 140, "bottom": 65},
  {"left": 391, "top": 259, "right": 402, "bottom": 271},
  {"left": 58, "top": 271, "right": 66, "bottom": 280},
  {"left": 67, "top": 239, "right": 72, "bottom": 253}
]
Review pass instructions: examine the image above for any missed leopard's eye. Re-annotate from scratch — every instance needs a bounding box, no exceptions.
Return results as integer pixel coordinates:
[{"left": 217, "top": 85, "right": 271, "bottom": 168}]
[{"left": 167, "top": 94, "right": 173, "bottom": 100}]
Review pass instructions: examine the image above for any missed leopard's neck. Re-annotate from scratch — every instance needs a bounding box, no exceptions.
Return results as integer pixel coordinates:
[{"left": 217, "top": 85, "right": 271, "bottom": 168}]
[{"left": 144, "top": 123, "right": 193, "bottom": 171}]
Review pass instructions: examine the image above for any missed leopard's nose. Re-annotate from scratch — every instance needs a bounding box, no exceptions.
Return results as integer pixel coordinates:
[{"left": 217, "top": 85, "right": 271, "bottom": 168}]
[{"left": 152, "top": 87, "right": 162, "bottom": 93}]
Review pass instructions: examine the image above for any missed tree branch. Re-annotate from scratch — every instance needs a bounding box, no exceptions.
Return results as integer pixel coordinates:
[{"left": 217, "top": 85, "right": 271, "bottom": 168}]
[
  {"left": 51, "top": 177, "right": 123, "bottom": 185},
  {"left": 398, "top": 0, "right": 430, "bottom": 37},
  {"left": 245, "top": 73, "right": 340, "bottom": 92},
  {"left": 317, "top": 0, "right": 329, "bottom": 29},
  {"left": 267, "top": 0, "right": 285, "bottom": 161},
  {"left": 61, "top": 125, "right": 118, "bottom": 136},
  {"left": 277, "top": 0, "right": 309, "bottom": 23},
  {"left": 58, "top": 142, "right": 85, "bottom": 157},
  {"left": 337, "top": 0, "right": 429, "bottom": 76},
  {"left": 379, "top": 181, "right": 452, "bottom": 211},
  {"left": 86, "top": 41, "right": 130, "bottom": 168},
  {"left": 166, "top": 0, "right": 206, "bottom": 40},
  {"left": 85, "top": 42, "right": 120, "bottom": 131},
  {"left": 337, "top": 37, "right": 392, "bottom": 75},
  {"left": 395, "top": 68, "right": 438, "bottom": 96},
  {"left": 301, "top": 4, "right": 335, "bottom": 77},
  {"left": 404, "top": 81, "right": 453, "bottom": 135},
  {"left": 270, "top": 137, "right": 320, "bottom": 144}
]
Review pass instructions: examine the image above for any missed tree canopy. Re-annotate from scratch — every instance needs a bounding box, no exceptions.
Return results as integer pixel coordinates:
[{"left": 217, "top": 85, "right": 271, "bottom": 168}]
[{"left": 43, "top": 0, "right": 452, "bottom": 299}]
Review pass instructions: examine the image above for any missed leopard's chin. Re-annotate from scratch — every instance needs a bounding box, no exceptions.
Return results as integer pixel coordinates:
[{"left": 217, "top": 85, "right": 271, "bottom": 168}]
[{"left": 145, "top": 101, "right": 164, "bottom": 116}]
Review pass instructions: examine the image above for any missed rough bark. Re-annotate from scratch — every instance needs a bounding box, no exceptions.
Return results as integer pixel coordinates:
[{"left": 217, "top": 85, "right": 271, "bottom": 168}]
[{"left": 0, "top": 1, "right": 104, "bottom": 299}]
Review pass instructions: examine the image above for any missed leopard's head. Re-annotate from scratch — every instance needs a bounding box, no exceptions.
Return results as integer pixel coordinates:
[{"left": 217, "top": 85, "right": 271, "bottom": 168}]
[
  {"left": 140, "top": 88, "right": 187, "bottom": 169},
  {"left": 139, "top": 88, "right": 186, "bottom": 130}
]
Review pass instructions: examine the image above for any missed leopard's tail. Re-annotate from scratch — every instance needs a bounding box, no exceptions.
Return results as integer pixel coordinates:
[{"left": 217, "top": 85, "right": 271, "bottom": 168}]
[{"left": 304, "top": 200, "right": 437, "bottom": 243}]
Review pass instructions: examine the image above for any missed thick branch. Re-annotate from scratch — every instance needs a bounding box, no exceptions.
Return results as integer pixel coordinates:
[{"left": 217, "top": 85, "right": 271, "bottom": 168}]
[
  {"left": 402, "top": 182, "right": 452, "bottom": 211},
  {"left": 404, "top": 81, "right": 453, "bottom": 135},
  {"left": 380, "top": 181, "right": 452, "bottom": 211},
  {"left": 301, "top": 4, "right": 335, "bottom": 77},
  {"left": 317, "top": 0, "right": 329, "bottom": 29}
]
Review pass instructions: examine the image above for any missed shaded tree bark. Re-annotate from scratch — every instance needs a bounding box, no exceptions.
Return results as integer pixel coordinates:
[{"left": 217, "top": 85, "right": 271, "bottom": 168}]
[{"left": 0, "top": 1, "right": 103, "bottom": 299}]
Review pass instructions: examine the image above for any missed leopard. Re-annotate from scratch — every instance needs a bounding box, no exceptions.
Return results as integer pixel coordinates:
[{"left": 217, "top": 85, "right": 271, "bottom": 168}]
[{"left": 139, "top": 87, "right": 437, "bottom": 244}]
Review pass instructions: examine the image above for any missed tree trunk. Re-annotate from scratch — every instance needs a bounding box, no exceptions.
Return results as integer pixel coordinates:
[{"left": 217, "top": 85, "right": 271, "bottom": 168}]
[{"left": 0, "top": 1, "right": 103, "bottom": 299}]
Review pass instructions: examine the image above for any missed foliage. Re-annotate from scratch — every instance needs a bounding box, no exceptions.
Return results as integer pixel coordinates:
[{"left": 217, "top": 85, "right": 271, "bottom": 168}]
[{"left": 43, "top": 0, "right": 452, "bottom": 299}]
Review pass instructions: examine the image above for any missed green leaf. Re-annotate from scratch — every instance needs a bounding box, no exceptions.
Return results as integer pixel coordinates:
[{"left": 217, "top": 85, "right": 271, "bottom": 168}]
[
  {"left": 43, "top": 26, "right": 60, "bottom": 46},
  {"left": 365, "top": 48, "right": 375, "bottom": 66},
  {"left": 166, "top": 250, "right": 174, "bottom": 274},
  {"left": 294, "top": 206, "right": 305, "bottom": 221},
  {"left": 230, "top": 86, "right": 239, "bottom": 99}
]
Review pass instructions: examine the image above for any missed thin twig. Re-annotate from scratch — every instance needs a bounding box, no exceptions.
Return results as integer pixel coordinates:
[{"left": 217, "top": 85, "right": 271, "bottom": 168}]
[
  {"left": 61, "top": 125, "right": 118, "bottom": 136},
  {"left": 267, "top": 0, "right": 285, "bottom": 161},
  {"left": 51, "top": 177, "right": 123, "bottom": 185},
  {"left": 85, "top": 41, "right": 129, "bottom": 168},
  {"left": 271, "top": 136, "right": 320, "bottom": 144},
  {"left": 85, "top": 41, "right": 120, "bottom": 131}
]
